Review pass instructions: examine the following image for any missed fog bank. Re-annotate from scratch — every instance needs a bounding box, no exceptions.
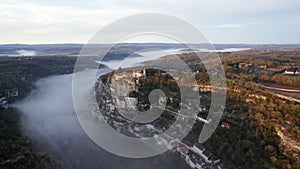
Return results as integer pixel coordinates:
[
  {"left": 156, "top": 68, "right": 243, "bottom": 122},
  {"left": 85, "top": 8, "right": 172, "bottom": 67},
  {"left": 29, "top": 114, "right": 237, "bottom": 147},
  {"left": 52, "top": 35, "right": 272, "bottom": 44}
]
[{"left": 14, "top": 69, "right": 189, "bottom": 169}]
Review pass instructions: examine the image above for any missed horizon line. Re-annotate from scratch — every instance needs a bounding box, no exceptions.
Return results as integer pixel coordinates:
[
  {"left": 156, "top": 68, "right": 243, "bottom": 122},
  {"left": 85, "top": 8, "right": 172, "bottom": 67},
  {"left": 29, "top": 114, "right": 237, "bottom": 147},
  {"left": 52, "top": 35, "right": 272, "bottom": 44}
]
[{"left": 1, "top": 42, "right": 300, "bottom": 45}]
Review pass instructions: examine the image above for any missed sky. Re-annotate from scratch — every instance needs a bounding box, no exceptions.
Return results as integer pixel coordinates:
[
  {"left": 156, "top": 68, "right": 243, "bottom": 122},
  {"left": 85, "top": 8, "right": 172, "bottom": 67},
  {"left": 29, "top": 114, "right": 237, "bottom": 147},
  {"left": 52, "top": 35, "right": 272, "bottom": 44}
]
[{"left": 0, "top": 0, "right": 300, "bottom": 44}]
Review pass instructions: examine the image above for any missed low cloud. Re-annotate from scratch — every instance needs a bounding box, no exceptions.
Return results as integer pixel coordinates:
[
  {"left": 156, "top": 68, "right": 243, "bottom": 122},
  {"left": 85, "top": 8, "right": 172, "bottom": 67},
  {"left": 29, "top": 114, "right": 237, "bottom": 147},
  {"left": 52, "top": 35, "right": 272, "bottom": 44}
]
[{"left": 14, "top": 69, "right": 189, "bottom": 169}]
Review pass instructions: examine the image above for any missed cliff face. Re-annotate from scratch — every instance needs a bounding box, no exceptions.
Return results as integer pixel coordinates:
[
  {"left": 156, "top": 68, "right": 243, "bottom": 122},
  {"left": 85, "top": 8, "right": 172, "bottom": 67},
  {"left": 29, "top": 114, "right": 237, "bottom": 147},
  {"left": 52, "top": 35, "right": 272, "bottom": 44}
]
[
  {"left": 96, "top": 61, "right": 300, "bottom": 169},
  {"left": 95, "top": 68, "right": 183, "bottom": 136}
]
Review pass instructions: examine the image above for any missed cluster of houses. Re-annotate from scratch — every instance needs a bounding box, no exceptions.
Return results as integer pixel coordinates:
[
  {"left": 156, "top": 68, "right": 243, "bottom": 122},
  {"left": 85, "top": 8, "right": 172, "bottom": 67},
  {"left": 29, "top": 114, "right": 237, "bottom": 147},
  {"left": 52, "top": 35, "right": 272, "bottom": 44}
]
[
  {"left": 103, "top": 108, "right": 227, "bottom": 169},
  {"left": 101, "top": 107, "right": 217, "bottom": 169},
  {"left": 96, "top": 68, "right": 231, "bottom": 169},
  {"left": 133, "top": 68, "right": 147, "bottom": 80},
  {"left": 177, "top": 141, "right": 212, "bottom": 169},
  {"left": 100, "top": 100, "right": 229, "bottom": 169},
  {"left": 258, "top": 64, "right": 267, "bottom": 69},
  {"left": 109, "top": 68, "right": 181, "bottom": 112},
  {"left": 108, "top": 68, "right": 148, "bottom": 110},
  {"left": 239, "top": 61, "right": 300, "bottom": 76},
  {"left": 175, "top": 138, "right": 229, "bottom": 169},
  {"left": 4, "top": 88, "right": 19, "bottom": 97},
  {"left": 110, "top": 80, "right": 138, "bottom": 110},
  {"left": 0, "top": 96, "right": 8, "bottom": 109},
  {"left": 0, "top": 88, "right": 19, "bottom": 109},
  {"left": 172, "top": 121, "right": 230, "bottom": 169},
  {"left": 239, "top": 62, "right": 253, "bottom": 68},
  {"left": 283, "top": 69, "right": 300, "bottom": 75}
]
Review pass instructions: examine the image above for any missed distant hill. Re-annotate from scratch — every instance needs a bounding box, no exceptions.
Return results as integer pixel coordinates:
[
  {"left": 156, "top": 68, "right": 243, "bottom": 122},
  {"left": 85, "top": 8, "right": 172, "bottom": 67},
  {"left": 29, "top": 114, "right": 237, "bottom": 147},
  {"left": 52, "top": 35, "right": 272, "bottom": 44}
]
[{"left": 0, "top": 43, "right": 300, "bottom": 57}]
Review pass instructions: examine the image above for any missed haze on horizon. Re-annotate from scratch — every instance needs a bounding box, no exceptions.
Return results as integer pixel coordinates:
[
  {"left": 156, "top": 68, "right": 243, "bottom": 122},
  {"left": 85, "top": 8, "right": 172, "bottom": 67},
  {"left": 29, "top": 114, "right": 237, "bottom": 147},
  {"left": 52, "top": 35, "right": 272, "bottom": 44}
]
[{"left": 0, "top": 0, "right": 300, "bottom": 44}]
